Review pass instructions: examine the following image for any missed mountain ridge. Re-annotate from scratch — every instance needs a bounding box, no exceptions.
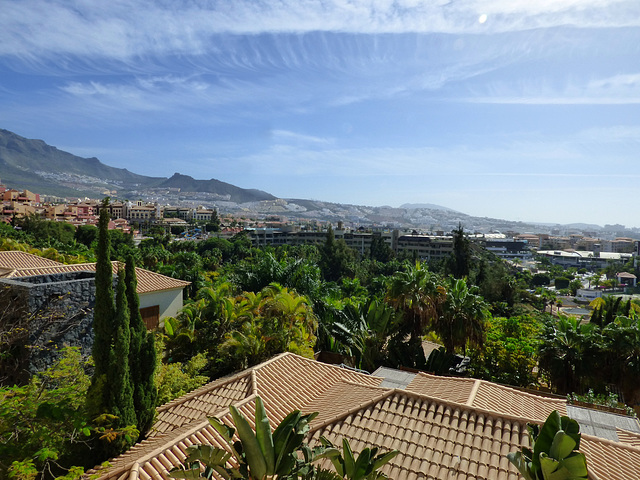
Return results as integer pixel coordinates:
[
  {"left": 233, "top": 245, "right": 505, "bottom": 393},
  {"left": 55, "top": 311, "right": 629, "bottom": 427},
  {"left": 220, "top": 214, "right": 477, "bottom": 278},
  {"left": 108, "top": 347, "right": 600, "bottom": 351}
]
[{"left": 0, "top": 129, "right": 274, "bottom": 203}]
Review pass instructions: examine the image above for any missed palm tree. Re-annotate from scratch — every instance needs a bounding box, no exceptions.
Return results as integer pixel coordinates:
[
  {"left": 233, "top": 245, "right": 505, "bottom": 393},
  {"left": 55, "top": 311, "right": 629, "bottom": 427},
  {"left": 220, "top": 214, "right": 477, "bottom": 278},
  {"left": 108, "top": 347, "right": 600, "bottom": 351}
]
[
  {"left": 386, "top": 262, "right": 444, "bottom": 340},
  {"left": 260, "top": 283, "right": 317, "bottom": 358},
  {"left": 601, "top": 317, "right": 640, "bottom": 405},
  {"left": 332, "top": 299, "right": 401, "bottom": 372},
  {"left": 221, "top": 284, "right": 317, "bottom": 368},
  {"left": 434, "top": 278, "right": 489, "bottom": 355},
  {"left": 385, "top": 262, "right": 445, "bottom": 368},
  {"left": 538, "top": 316, "right": 597, "bottom": 394},
  {"left": 163, "top": 300, "right": 204, "bottom": 362}
]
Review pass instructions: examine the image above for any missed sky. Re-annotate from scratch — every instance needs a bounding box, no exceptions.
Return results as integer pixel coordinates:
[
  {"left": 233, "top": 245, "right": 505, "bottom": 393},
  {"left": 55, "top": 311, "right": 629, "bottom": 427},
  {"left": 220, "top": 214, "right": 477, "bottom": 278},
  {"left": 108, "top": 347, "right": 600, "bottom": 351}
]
[{"left": 1, "top": 0, "right": 640, "bottom": 228}]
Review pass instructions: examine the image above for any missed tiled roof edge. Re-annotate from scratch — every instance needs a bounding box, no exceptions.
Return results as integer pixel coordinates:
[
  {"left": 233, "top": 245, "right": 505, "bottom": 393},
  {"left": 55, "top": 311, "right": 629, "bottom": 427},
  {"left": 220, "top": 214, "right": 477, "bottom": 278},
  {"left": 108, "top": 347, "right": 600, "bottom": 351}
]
[
  {"left": 89, "top": 418, "right": 211, "bottom": 480},
  {"left": 474, "top": 380, "right": 568, "bottom": 405},
  {"left": 581, "top": 430, "right": 640, "bottom": 454},
  {"left": 134, "top": 267, "right": 191, "bottom": 288},
  {"left": 616, "top": 426, "right": 640, "bottom": 443},
  {"left": 140, "top": 284, "right": 191, "bottom": 293},
  {"left": 90, "top": 394, "right": 263, "bottom": 480},
  {"left": 309, "top": 386, "right": 549, "bottom": 437},
  {"left": 157, "top": 369, "right": 253, "bottom": 413}
]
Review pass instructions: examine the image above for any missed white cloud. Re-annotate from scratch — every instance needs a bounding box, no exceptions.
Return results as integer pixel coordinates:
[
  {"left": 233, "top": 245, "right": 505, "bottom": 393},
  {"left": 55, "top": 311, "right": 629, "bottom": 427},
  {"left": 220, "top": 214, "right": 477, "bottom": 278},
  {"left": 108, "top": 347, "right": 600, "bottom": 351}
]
[
  {"left": 1, "top": 0, "right": 638, "bottom": 64},
  {"left": 271, "top": 130, "right": 333, "bottom": 144},
  {"left": 464, "top": 70, "right": 640, "bottom": 105}
]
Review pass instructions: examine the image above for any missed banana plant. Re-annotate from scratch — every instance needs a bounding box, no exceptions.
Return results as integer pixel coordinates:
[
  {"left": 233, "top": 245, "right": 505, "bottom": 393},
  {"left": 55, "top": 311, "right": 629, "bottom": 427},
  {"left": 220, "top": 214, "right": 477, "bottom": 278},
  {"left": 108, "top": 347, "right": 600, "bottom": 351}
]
[
  {"left": 317, "top": 437, "right": 399, "bottom": 480},
  {"left": 507, "top": 410, "right": 588, "bottom": 480}
]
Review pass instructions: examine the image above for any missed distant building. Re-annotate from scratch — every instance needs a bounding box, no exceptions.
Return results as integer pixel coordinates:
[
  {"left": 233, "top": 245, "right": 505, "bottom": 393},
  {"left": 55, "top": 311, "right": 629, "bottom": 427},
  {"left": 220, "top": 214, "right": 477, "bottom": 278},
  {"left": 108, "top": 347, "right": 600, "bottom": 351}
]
[{"left": 537, "top": 249, "right": 633, "bottom": 269}]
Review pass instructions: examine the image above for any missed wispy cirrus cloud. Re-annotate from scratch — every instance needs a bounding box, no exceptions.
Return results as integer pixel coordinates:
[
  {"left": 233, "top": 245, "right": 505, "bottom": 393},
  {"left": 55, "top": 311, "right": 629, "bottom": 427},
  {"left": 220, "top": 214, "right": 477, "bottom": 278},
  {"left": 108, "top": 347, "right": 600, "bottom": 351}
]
[
  {"left": 463, "top": 69, "right": 640, "bottom": 105},
  {"left": 271, "top": 130, "right": 333, "bottom": 145},
  {"left": 1, "top": 0, "right": 638, "bottom": 65}
]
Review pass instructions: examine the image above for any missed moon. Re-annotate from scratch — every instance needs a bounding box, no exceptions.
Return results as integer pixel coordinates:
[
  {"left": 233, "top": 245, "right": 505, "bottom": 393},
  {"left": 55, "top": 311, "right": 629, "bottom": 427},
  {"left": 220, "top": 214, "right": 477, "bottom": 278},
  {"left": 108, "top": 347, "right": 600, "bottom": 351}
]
[{"left": 478, "top": 14, "right": 488, "bottom": 24}]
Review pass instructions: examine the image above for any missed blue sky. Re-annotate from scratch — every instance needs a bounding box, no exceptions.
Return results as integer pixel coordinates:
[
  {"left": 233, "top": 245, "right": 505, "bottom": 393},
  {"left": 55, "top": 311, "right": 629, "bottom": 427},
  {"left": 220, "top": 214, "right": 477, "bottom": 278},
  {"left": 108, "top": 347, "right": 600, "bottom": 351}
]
[{"left": 1, "top": 1, "right": 640, "bottom": 227}]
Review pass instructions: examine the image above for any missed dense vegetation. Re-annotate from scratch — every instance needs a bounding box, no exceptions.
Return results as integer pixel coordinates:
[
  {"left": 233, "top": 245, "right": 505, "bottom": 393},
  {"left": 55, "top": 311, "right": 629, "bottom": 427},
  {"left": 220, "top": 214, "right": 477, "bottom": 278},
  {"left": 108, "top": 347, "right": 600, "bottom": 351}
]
[{"left": 1, "top": 215, "right": 639, "bottom": 480}]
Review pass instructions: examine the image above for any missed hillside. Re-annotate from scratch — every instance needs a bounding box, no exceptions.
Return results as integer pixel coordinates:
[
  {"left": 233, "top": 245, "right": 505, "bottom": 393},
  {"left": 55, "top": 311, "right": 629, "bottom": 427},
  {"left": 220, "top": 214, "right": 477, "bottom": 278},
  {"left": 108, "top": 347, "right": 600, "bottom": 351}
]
[
  {"left": 0, "top": 129, "right": 274, "bottom": 203},
  {"left": 158, "top": 173, "right": 275, "bottom": 202}
]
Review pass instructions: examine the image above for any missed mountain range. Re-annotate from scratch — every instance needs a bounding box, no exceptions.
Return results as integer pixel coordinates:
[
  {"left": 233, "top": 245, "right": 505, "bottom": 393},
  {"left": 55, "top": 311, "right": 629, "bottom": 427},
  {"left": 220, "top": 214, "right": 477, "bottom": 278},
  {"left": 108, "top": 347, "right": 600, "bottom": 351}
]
[{"left": 0, "top": 128, "right": 628, "bottom": 235}]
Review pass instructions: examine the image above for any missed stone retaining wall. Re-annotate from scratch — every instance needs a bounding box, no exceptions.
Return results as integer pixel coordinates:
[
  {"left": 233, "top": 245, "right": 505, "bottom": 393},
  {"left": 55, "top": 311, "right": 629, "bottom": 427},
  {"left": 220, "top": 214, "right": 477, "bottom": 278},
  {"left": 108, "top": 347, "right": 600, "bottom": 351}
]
[{"left": 0, "top": 271, "right": 116, "bottom": 375}]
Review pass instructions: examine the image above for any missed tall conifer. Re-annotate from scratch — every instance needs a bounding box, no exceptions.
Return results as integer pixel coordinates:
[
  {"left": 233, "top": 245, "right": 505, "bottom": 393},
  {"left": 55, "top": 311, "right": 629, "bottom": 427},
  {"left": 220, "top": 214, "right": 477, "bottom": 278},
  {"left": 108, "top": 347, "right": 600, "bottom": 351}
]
[
  {"left": 93, "top": 199, "right": 115, "bottom": 377},
  {"left": 87, "top": 199, "right": 116, "bottom": 417},
  {"left": 125, "top": 256, "right": 157, "bottom": 437},
  {"left": 108, "top": 269, "right": 136, "bottom": 427}
]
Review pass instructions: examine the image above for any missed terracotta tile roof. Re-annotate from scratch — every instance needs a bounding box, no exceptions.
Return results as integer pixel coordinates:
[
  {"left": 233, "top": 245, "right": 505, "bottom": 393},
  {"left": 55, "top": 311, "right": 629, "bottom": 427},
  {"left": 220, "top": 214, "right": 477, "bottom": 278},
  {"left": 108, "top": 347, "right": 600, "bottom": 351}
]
[
  {"left": 406, "top": 371, "right": 477, "bottom": 405},
  {"left": 406, "top": 372, "right": 567, "bottom": 423},
  {"left": 472, "top": 382, "right": 567, "bottom": 421},
  {"left": 131, "top": 267, "right": 190, "bottom": 294},
  {"left": 308, "top": 390, "right": 528, "bottom": 480},
  {"left": 303, "top": 380, "right": 390, "bottom": 427},
  {"left": 151, "top": 371, "right": 254, "bottom": 437},
  {"left": 0, "top": 251, "right": 189, "bottom": 294},
  {"left": 0, "top": 250, "right": 63, "bottom": 275},
  {"left": 254, "top": 353, "right": 384, "bottom": 417},
  {"left": 580, "top": 433, "right": 640, "bottom": 480},
  {"left": 151, "top": 353, "right": 383, "bottom": 437},
  {"left": 86, "top": 354, "right": 640, "bottom": 480}
]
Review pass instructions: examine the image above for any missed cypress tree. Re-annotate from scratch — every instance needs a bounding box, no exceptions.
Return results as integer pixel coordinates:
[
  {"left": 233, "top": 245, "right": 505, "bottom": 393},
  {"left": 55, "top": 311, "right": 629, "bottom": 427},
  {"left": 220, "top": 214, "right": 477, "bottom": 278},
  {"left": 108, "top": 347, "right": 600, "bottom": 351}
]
[
  {"left": 87, "top": 199, "right": 116, "bottom": 417},
  {"left": 450, "top": 223, "right": 471, "bottom": 279},
  {"left": 93, "top": 199, "right": 115, "bottom": 377},
  {"left": 126, "top": 256, "right": 157, "bottom": 437},
  {"left": 107, "top": 269, "right": 136, "bottom": 428}
]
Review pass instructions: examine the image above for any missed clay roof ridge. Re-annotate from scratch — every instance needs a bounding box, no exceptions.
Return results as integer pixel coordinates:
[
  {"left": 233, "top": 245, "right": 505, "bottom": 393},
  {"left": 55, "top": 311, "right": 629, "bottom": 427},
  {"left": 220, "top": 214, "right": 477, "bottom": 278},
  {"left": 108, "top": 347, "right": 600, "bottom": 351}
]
[
  {"left": 127, "top": 462, "right": 139, "bottom": 480},
  {"left": 252, "top": 351, "right": 298, "bottom": 370},
  {"left": 465, "top": 379, "right": 481, "bottom": 406},
  {"left": 308, "top": 388, "right": 397, "bottom": 434},
  {"left": 411, "top": 371, "right": 566, "bottom": 406},
  {"left": 410, "top": 370, "right": 477, "bottom": 387},
  {"left": 473, "top": 379, "right": 567, "bottom": 405},
  {"left": 250, "top": 369, "right": 258, "bottom": 395},
  {"left": 257, "top": 352, "right": 385, "bottom": 383},
  {"left": 157, "top": 369, "right": 253, "bottom": 413}
]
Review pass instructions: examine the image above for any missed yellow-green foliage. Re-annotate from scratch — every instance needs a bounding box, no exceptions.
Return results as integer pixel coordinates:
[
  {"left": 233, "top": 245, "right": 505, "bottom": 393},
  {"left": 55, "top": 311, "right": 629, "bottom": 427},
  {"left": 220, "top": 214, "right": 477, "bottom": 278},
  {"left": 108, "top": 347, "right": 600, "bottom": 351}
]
[
  {"left": 470, "top": 315, "right": 541, "bottom": 387},
  {"left": 155, "top": 353, "right": 209, "bottom": 406}
]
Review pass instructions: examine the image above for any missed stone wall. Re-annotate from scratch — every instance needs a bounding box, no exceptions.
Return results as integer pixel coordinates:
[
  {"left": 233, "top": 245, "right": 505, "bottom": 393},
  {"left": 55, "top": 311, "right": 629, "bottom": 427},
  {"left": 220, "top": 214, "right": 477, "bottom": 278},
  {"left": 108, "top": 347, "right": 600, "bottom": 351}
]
[{"left": 0, "top": 271, "right": 114, "bottom": 377}]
